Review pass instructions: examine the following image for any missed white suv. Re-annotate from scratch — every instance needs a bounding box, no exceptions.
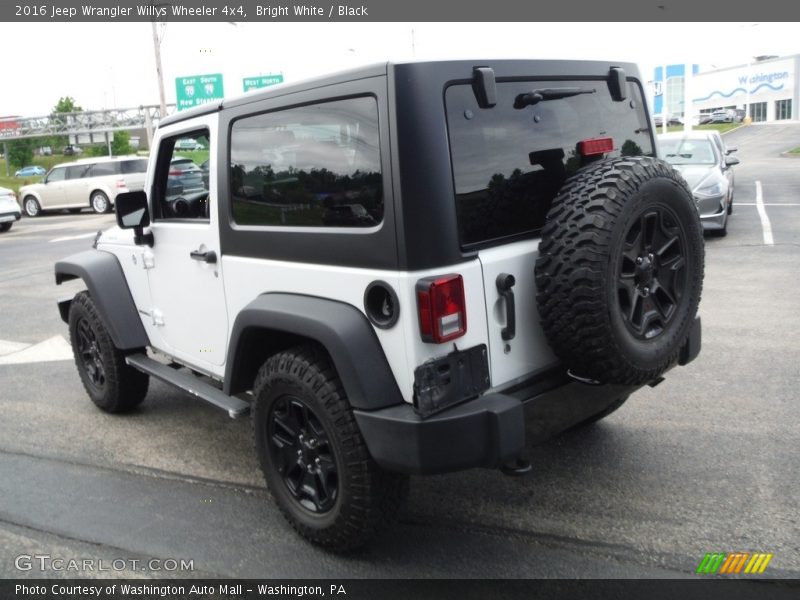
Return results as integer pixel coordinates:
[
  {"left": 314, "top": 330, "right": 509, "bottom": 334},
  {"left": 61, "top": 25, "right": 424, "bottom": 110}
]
[
  {"left": 56, "top": 60, "right": 704, "bottom": 550},
  {"left": 20, "top": 155, "right": 149, "bottom": 216}
]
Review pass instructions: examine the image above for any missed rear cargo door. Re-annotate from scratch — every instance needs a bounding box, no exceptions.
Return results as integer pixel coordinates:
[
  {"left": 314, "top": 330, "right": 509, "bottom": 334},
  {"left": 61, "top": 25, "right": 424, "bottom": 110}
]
[{"left": 445, "top": 74, "right": 654, "bottom": 387}]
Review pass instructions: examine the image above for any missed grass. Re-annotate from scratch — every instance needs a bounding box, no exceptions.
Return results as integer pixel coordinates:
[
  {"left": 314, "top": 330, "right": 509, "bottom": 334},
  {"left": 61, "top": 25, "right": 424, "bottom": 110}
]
[
  {"left": 662, "top": 123, "right": 741, "bottom": 134},
  {"left": 0, "top": 154, "right": 74, "bottom": 193},
  {"left": 788, "top": 147, "right": 800, "bottom": 155}
]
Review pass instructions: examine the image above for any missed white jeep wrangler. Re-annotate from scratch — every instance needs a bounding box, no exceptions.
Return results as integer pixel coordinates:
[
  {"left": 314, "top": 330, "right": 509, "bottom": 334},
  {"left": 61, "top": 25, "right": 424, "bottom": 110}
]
[{"left": 56, "top": 60, "right": 704, "bottom": 550}]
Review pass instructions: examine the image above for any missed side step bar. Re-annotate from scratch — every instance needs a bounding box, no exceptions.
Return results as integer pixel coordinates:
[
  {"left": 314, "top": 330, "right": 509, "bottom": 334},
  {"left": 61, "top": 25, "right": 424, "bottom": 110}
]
[{"left": 125, "top": 354, "right": 250, "bottom": 418}]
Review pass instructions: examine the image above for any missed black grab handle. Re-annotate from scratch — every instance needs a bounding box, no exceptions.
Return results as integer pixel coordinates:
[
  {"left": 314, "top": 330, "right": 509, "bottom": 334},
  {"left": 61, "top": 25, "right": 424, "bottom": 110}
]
[
  {"left": 190, "top": 249, "right": 217, "bottom": 264},
  {"left": 496, "top": 273, "right": 516, "bottom": 341}
]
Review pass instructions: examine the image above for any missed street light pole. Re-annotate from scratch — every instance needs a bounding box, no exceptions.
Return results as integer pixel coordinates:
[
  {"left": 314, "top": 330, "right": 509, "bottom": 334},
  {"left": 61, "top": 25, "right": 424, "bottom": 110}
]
[{"left": 151, "top": 21, "right": 167, "bottom": 119}]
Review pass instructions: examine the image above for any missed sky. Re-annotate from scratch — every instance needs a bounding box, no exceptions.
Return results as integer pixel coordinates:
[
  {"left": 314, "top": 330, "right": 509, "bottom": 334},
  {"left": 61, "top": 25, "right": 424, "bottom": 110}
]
[{"left": 2, "top": 21, "right": 799, "bottom": 117}]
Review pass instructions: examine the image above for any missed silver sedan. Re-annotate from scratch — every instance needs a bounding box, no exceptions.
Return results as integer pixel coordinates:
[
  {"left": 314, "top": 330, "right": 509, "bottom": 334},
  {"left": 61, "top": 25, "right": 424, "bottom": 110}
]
[{"left": 658, "top": 131, "right": 740, "bottom": 236}]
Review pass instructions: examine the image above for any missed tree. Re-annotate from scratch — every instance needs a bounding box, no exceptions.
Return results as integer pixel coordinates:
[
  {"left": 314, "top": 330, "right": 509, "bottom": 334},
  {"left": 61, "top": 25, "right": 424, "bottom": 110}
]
[
  {"left": 53, "top": 96, "right": 82, "bottom": 114},
  {"left": 7, "top": 139, "right": 35, "bottom": 169},
  {"left": 111, "top": 130, "right": 132, "bottom": 155}
]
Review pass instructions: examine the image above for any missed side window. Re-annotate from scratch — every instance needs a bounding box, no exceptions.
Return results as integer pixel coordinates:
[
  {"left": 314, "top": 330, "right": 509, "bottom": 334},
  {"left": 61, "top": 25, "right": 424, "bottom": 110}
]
[
  {"left": 46, "top": 168, "right": 66, "bottom": 183},
  {"left": 153, "top": 130, "right": 210, "bottom": 221},
  {"left": 66, "top": 165, "right": 91, "bottom": 179},
  {"left": 86, "top": 162, "right": 119, "bottom": 177},
  {"left": 121, "top": 159, "right": 148, "bottom": 174},
  {"left": 230, "top": 96, "right": 383, "bottom": 228}
]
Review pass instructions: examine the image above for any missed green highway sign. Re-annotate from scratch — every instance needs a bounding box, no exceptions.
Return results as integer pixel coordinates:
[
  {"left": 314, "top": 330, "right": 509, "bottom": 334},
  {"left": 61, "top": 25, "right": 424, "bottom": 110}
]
[
  {"left": 175, "top": 73, "right": 224, "bottom": 111},
  {"left": 243, "top": 74, "right": 284, "bottom": 92}
]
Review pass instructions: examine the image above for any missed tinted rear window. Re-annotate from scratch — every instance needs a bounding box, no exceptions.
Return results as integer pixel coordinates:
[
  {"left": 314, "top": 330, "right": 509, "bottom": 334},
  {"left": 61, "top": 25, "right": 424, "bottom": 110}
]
[
  {"left": 121, "top": 159, "right": 148, "bottom": 174},
  {"left": 446, "top": 79, "right": 654, "bottom": 247},
  {"left": 86, "top": 162, "right": 120, "bottom": 177}
]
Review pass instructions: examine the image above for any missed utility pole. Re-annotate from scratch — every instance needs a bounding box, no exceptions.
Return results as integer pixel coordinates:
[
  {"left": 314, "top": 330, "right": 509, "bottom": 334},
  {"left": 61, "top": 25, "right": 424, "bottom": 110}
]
[{"left": 151, "top": 21, "right": 167, "bottom": 119}]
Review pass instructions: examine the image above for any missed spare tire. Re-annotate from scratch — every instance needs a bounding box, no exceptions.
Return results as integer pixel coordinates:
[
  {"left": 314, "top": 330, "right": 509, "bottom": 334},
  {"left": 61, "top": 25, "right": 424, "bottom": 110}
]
[{"left": 534, "top": 157, "right": 704, "bottom": 385}]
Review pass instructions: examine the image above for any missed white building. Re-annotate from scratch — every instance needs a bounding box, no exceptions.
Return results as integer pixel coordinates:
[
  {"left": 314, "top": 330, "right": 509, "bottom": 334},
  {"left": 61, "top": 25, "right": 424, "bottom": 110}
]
[{"left": 655, "top": 55, "right": 798, "bottom": 122}]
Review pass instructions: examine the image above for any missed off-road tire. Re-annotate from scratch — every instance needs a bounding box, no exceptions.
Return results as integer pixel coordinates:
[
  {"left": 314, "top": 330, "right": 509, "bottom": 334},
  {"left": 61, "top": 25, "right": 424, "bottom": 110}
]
[
  {"left": 253, "top": 344, "right": 408, "bottom": 551},
  {"left": 535, "top": 157, "right": 704, "bottom": 385},
  {"left": 68, "top": 291, "right": 149, "bottom": 412}
]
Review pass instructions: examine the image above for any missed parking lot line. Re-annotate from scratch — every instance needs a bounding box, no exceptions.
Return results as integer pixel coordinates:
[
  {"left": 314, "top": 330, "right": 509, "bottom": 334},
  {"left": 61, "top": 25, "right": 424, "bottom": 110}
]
[
  {"left": 49, "top": 232, "right": 97, "bottom": 243},
  {"left": 754, "top": 181, "right": 774, "bottom": 246},
  {"left": 738, "top": 203, "right": 800, "bottom": 206}
]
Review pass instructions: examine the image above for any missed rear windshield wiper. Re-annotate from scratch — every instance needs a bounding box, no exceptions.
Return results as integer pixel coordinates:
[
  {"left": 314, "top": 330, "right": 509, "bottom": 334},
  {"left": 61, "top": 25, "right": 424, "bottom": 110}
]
[{"left": 514, "top": 87, "right": 596, "bottom": 109}]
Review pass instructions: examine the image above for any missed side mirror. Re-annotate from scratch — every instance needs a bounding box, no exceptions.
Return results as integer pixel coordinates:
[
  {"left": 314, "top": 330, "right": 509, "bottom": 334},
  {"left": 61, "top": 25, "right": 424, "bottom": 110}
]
[
  {"left": 726, "top": 146, "right": 738, "bottom": 154},
  {"left": 724, "top": 155, "right": 740, "bottom": 167},
  {"left": 115, "top": 191, "right": 154, "bottom": 247}
]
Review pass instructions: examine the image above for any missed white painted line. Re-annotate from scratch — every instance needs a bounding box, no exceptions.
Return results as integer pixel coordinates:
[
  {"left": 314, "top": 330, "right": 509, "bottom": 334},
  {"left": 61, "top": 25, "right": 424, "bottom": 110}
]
[
  {"left": 754, "top": 181, "right": 774, "bottom": 246},
  {"left": 0, "top": 335, "right": 73, "bottom": 365},
  {"left": 737, "top": 203, "right": 800, "bottom": 206},
  {"left": 49, "top": 232, "right": 97, "bottom": 243},
  {"left": 0, "top": 339, "right": 31, "bottom": 356}
]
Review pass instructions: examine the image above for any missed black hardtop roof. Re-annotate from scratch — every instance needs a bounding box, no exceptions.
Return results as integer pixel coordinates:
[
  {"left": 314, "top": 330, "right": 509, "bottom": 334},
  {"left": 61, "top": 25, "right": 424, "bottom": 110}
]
[{"left": 158, "top": 59, "right": 642, "bottom": 128}]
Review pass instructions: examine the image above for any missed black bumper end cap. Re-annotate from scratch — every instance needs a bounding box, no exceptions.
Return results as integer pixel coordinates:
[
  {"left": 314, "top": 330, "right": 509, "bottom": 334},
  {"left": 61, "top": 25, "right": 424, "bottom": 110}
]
[{"left": 354, "top": 393, "right": 525, "bottom": 476}]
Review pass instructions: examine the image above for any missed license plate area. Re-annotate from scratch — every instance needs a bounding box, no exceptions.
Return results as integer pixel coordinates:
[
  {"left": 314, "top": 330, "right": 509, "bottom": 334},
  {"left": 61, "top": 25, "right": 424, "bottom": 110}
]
[{"left": 413, "top": 344, "right": 490, "bottom": 417}]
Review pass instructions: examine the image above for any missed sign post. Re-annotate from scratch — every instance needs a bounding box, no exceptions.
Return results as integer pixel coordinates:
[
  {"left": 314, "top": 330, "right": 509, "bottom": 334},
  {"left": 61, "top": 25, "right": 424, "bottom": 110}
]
[{"left": 175, "top": 74, "right": 224, "bottom": 111}]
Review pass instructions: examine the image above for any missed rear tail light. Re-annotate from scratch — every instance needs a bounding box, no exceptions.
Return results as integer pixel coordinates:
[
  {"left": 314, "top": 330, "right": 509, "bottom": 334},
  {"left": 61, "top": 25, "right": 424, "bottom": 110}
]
[
  {"left": 115, "top": 179, "right": 126, "bottom": 189},
  {"left": 416, "top": 274, "right": 467, "bottom": 343},
  {"left": 578, "top": 137, "right": 614, "bottom": 156},
  {"left": 169, "top": 169, "right": 183, "bottom": 176}
]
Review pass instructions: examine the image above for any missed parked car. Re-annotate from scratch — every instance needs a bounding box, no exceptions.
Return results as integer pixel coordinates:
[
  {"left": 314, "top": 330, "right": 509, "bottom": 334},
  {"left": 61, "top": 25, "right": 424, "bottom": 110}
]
[
  {"left": 174, "top": 138, "right": 206, "bottom": 151},
  {"left": 15, "top": 165, "right": 47, "bottom": 177},
  {"left": 38, "top": 146, "right": 53, "bottom": 156},
  {"left": 710, "top": 109, "right": 736, "bottom": 123},
  {"left": 169, "top": 156, "right": 206, "bottom": 195},
  {"left": 0, "top": 186, "right": 21, "bottom": 232},
  {"left": 658, "top": 131, "right": 740, "bottom": 236},
  {"left": 63, "top": 145, "right": 83, "bottom": 156},
  {"left": 19, "top": 155, "right": 149, "bottom": 217}
]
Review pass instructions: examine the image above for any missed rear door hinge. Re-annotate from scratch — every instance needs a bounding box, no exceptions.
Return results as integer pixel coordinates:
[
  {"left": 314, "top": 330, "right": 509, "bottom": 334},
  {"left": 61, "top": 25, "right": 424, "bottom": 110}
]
[{"left": 142, "top": 250, "right": 155, "bottom": 270}]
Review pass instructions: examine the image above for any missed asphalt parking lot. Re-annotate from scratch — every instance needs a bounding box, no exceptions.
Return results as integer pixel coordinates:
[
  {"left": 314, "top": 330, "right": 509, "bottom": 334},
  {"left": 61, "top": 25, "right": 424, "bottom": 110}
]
[{"left": 0, "top": 123, "right": 798, "bottom": 579}]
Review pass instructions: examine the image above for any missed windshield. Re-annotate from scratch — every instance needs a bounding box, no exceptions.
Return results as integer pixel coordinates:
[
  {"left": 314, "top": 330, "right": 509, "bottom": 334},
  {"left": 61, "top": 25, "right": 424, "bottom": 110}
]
[{"left": 660, "top": 138, "right": 717, "bottom": 166}]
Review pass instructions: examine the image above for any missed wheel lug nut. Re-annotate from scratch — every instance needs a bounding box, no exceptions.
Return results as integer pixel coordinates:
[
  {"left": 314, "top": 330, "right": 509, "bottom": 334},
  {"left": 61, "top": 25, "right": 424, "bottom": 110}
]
[
  {"left": 297, "top": 450, "right": 302, "bottom": 457},
  {"left": 315, "top": 458, "right": 320, "bottom": 464},
  {"left": 636, "top": 257, "right": 643, "bottom": 264}
]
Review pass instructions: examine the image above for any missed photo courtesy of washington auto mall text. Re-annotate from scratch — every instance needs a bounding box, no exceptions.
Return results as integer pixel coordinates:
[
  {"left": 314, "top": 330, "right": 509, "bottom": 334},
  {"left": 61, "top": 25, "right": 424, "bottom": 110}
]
[{"left": 1, "top": 0, "right": 800, "bottom": 599}]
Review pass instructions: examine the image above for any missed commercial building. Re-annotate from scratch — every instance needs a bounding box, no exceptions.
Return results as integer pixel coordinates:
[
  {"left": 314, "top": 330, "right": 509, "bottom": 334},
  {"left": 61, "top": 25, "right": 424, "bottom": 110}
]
[{"left": 653, "top": 54, "right": 798, "bottom": 122}]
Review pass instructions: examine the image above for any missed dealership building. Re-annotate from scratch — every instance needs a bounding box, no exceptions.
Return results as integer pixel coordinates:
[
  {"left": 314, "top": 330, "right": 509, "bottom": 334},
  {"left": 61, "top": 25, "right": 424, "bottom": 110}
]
[{"left": 653, "top": 54, "right": 798, "bottom": 122}]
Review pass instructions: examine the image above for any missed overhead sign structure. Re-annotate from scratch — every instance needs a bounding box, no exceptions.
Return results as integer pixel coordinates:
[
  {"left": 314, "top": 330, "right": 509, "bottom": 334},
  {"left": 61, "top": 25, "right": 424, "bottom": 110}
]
[
  {"left": 243, "top": 74, "right": 285, "bottom": 92},
  {"left": 176, "top": 74, "right": 224, "bottom": 111}
]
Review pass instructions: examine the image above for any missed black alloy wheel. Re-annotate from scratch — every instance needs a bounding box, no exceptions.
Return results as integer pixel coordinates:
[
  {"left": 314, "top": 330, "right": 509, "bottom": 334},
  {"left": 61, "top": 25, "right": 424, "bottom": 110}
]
[
  {"left": 267, "top": 395, "right": 338, "bottom": 513},
  {"left": 617, "top": 205, "right": 688, "bottom": 341},
  {"left": 75, "top": 315, "right": 107, "bottom": 391}
]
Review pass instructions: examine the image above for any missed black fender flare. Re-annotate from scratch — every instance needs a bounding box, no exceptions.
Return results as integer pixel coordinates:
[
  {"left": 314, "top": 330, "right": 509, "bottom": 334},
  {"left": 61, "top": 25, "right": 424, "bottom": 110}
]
[
  {"left": 55, "top": 249, "right": 149, "bottom": 350},
  {"left": 224, "top": 293, "right": 404, "bottom": 411}
]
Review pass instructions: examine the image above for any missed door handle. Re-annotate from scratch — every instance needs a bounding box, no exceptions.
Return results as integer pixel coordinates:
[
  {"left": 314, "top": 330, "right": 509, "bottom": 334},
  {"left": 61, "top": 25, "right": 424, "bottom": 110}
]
[
  {"left": 190, "top": 249, "right": 217, "bottom": 263},
  {"left": 496, "top": 273, "right": 516, "bottom": 341}
]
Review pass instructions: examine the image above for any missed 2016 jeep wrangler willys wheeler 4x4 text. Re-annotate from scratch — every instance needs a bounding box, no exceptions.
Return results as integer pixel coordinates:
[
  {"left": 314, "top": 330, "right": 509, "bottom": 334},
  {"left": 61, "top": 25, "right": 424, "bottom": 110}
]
[{"left": 55, "top": 60, "right": 703, "bottom": 550}]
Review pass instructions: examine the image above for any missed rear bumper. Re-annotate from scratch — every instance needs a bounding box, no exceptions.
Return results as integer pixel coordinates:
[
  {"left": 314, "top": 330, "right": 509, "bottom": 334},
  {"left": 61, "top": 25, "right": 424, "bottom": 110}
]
[
  {"left": 357, "top": 317, "right": 701, "bottom": 475},
  {"left": 0, "top": 210, "right": 21, "bottom": 223}
]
